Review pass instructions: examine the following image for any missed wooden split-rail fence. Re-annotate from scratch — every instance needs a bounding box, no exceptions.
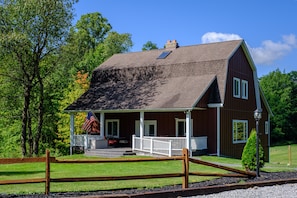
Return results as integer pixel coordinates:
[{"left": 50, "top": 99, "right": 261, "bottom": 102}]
[{"left": 0, "top": 148, "right": 255, "bottom": 195}]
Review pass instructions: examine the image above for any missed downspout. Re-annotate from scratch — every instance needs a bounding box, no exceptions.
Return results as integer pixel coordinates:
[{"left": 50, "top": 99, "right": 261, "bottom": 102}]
[
  {"left": 70, "top": 113, "right": 75, "bottom": 155},
  {"left": 253, "top": 71, "right": 262, "bottom": 111}
]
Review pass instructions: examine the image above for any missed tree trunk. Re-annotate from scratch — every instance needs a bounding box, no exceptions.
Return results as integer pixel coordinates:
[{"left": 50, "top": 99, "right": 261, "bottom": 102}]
[
  {"left": 28, "top": 111, "right": 33, "bottom": 157},
  {"left": 21, "top": 85, "right": 31, "bottom": 157},
  {"left": 34, "top": 64, "right": 44, "bottom": 156}
]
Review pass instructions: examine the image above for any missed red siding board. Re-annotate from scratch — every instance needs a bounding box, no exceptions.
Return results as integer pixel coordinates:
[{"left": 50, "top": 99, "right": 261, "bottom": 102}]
[{"left": 220, "top": 46, "right": 269, "bottom": 160}]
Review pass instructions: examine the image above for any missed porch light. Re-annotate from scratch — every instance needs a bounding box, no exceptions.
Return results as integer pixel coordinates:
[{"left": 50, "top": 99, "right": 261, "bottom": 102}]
[
  {"left": 254, "top": 109, "right": 262, "bottom": 121},
  {"left": 254, "top": 108, "right": 262, "bottom": 177}
]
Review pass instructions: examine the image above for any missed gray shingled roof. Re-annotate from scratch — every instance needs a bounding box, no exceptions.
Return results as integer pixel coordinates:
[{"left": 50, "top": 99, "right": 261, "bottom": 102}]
[{"left": 65, "top": 40, "right": 243, "bottom": 112}]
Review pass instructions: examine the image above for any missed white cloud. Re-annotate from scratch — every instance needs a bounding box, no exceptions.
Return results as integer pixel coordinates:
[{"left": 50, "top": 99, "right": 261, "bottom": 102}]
[
  {"left": 201, "top": 32, "right": 242, "bottom": 44},
  {"left": 201, "top": 32, "right": 297, "bottom": 65},
  {"left": 250, "top": 34, "right": 297, "bottom": 65}
]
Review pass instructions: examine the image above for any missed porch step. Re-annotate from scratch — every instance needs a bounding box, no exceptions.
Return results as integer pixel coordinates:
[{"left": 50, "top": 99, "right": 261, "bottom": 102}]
[
  {"left": 123, "top": 150, "right": 136, "bottom": 156},
  {"left": 84, "top": 147, "right": 134, "bottom": 158}
]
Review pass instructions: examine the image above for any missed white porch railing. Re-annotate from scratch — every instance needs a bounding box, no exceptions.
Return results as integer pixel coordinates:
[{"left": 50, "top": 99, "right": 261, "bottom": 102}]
[
  {"left": 132, "top": 135, "right": 208, "bottom": 157},
  {"left": 73, "top": 135, "right": 107, "bottom": 149}
]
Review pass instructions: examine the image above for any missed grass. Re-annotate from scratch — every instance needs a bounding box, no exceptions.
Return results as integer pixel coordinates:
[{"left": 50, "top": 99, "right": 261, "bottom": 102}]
[{"left": 0, "top": 144, "right": 296, "bottom": 194}]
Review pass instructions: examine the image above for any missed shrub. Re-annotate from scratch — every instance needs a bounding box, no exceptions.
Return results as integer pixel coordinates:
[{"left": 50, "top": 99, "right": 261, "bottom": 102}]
[{"left": 241, "top": 129, "right": 265, "bottom": 171}]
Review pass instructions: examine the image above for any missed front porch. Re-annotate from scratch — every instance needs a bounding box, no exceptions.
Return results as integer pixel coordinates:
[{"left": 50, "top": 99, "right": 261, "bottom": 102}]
[{"left": 72, "top": 134, "right": 208, "bottom": 157}]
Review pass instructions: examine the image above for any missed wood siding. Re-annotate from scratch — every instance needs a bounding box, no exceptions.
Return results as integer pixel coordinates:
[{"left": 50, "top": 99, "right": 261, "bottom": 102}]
[{"left": 220, "top": 46, "right": 269, "bottom": 160}]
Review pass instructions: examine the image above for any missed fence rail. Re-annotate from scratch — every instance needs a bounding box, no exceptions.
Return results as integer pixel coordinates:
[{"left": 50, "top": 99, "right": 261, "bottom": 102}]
[{"left": 0, "top": 149, "right": 255, "bottom": 195}]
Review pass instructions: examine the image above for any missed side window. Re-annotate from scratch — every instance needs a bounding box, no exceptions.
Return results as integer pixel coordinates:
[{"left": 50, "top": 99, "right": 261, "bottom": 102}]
[
  {"left": 241, "top": 80, "right": 248, "bottom": 99},
  {"left": 265, "top": 121, "right": 269, "bottom": 135},
  {"left": 233, "top": 77, "right": 241, "bottom": 98},
  {"left": 106, "top": 119, "right": 119, "bottom": 137},
  {"left": 233, "top": 120, "right": 248, "bottom": 144}
]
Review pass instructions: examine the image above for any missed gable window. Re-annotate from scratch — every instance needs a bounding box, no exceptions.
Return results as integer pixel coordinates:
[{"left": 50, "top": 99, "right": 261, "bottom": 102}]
[
  {"left": 242, "top": 80, "right": 248, "bottom": 99},
  {"left": 232, "top": 120, "right": 248, "bottom": 143},
  {"left": 175, "top": 118, "right": 193, "bottom": 137},
  {"left": 106, "top": 119, "right": 119, "bottom": 137},
  {"left": 233, "top": 77, "right": 241, "bottom": 98},
  {"left": 135, "top": 120, "right": 157, "bottom": 137}
]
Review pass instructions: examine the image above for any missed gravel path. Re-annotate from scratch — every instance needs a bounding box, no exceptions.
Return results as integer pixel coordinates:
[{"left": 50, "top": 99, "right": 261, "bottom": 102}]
[{"left": 187, "top": 183, "right": 297, "bottom": 198}]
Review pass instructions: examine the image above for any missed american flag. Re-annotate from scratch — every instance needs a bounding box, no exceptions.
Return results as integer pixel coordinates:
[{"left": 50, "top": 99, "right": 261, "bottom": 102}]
[{"left": 82, "top": 112, "right": 99, "bottom": 133}]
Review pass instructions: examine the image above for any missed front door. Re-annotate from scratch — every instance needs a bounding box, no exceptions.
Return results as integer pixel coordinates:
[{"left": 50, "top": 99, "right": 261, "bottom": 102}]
[{"left": 135, "top": 120, "right": 157, "bottom": 137}]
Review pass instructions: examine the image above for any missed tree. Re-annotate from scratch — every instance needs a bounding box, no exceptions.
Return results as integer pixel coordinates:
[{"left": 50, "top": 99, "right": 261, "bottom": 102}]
[
  {"left": 142, "top": 41, "right": 158, "bottom": 51},
  {"left": 241, "top": 129, "right": 265, "bottom": 171},
  {"left": 0, "top": 0, "right": 77, "bottom": 156},
  {"left": 62, "top": 12, "right": 112, "bottom": 75},
  {"left": 55, "top": 14, "right": 133, "bottom": 154},
  {"left": 260, "top": 69, "right": 296, "bottom": 144}
]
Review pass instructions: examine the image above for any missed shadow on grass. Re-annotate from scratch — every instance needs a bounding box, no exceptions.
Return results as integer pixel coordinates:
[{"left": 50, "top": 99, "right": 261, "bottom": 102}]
[{"left": 0, "top": 170, "right": 44, "bottom": 176}]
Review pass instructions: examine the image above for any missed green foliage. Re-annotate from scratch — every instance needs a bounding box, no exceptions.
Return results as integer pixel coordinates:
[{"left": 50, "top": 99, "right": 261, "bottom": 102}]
[
  {"left": 142, "top": 41, "right": 158, "bottom": 51},
  {"left": 260, "top": 69, "right": 297, "bottom": 145},
  {"left": 241, "top": 129, "right": 265, "bottom": 171}
]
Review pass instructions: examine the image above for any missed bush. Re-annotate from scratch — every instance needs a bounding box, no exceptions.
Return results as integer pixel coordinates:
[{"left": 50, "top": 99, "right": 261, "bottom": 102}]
[{"left": 241, "top": 129, "right": 265, "bottom": 171}]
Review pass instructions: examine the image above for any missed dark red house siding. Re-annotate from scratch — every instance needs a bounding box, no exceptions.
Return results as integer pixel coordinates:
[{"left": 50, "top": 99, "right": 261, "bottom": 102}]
[
  {"left": 220, "top": 46, "right": 269, "bottom": 160},
  {"left": 104, "top": 110, "right": 214, "bottom": 147}
]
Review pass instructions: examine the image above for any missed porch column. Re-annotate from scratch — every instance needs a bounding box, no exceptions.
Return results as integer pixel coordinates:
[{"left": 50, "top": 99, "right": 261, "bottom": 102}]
[
  {"left": 185, "top": 110, "right": 192, "bottom": 156},
  {"left": 216, "top": 107, "right": 221, "bottom": 157},
  {"left": 70, "top": 113, "right": 75, "bottom": 155},
  {"left": 140, "top": 111, "right": 144, "bottom": 150},
  {"left": 100, "top": 112, "right": 105, "bottom": 139}
]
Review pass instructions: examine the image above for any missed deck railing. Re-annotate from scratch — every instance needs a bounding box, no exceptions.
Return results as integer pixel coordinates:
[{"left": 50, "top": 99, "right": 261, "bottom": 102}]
[{"left": 132, "top": 135, "right": 208, "bottom": 157}]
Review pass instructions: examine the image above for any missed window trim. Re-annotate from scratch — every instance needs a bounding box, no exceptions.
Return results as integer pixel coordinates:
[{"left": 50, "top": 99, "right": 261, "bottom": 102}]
[
  {"left": 105, "top": 119, "right": 119, "bottom": 138},
  {"left": 232, "top": 119, "right": 248, "bottom": 144},
  {"left": 241, "top": 80, "right": 248, "bottom": 99},
  {"left": 233, "top": 77, "right": 241, "bottom": 98}
]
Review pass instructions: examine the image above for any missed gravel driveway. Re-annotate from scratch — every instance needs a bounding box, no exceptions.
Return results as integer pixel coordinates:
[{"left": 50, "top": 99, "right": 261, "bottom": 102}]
[{"left": 186, "top": 183, "right": 297, "bottom": 198}]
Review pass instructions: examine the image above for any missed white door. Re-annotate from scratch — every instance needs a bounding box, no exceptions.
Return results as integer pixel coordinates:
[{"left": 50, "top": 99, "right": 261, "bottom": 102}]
[{"left": 135, "top": 120, "right": 157, "bottom": 137}]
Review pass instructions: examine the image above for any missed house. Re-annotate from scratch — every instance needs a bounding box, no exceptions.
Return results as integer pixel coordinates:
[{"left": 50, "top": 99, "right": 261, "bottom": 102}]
[{"left": 65, "top": 39, "right": 272, "bottom": 160}]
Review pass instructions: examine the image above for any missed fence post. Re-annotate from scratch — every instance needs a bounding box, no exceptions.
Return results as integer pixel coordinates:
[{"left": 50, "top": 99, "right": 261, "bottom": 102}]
[
  {"left": 45, "top": 150, "right": 50, "bottom": 195},
  {"left": 182, "top": 148, "right": 189, "bottom": 189}
]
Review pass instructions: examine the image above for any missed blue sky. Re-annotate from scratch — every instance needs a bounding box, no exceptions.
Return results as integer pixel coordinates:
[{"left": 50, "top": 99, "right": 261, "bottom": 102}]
[{"left": 74, "top": 0, "right": 297, "bottom": 77}]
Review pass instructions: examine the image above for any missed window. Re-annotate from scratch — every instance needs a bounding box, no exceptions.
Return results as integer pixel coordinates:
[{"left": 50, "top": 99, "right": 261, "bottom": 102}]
[
  {"left": 233, "top": 120, "right": 248, "bottom": 143},
  {"left": 242, "top": 80, "right": 248, "bottom": 99},
  {"left": 135, "top": 120, "right": 157, "bottom": 137},
  {"left": 175, "top": 118, "right": 193, "bottom": 137},
  {"left": 233, "top": 77, "right": 241, "bottom": 98},
  {"left": 106, "top": 119, "right": 119, "bottom": 137},
  {"left": 265, "top": 121, "right": 269, "bottom": 135}
]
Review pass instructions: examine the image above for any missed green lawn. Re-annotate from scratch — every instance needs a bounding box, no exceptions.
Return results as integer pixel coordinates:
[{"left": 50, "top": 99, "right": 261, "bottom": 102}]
[{"left": 0, "top": 144, "right": 296, "bottom": 195}]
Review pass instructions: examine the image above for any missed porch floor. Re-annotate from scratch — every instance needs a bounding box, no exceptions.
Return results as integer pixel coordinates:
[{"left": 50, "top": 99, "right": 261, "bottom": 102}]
[{"left": 84, "top": 147, "right": 135, "bottom": 158}]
